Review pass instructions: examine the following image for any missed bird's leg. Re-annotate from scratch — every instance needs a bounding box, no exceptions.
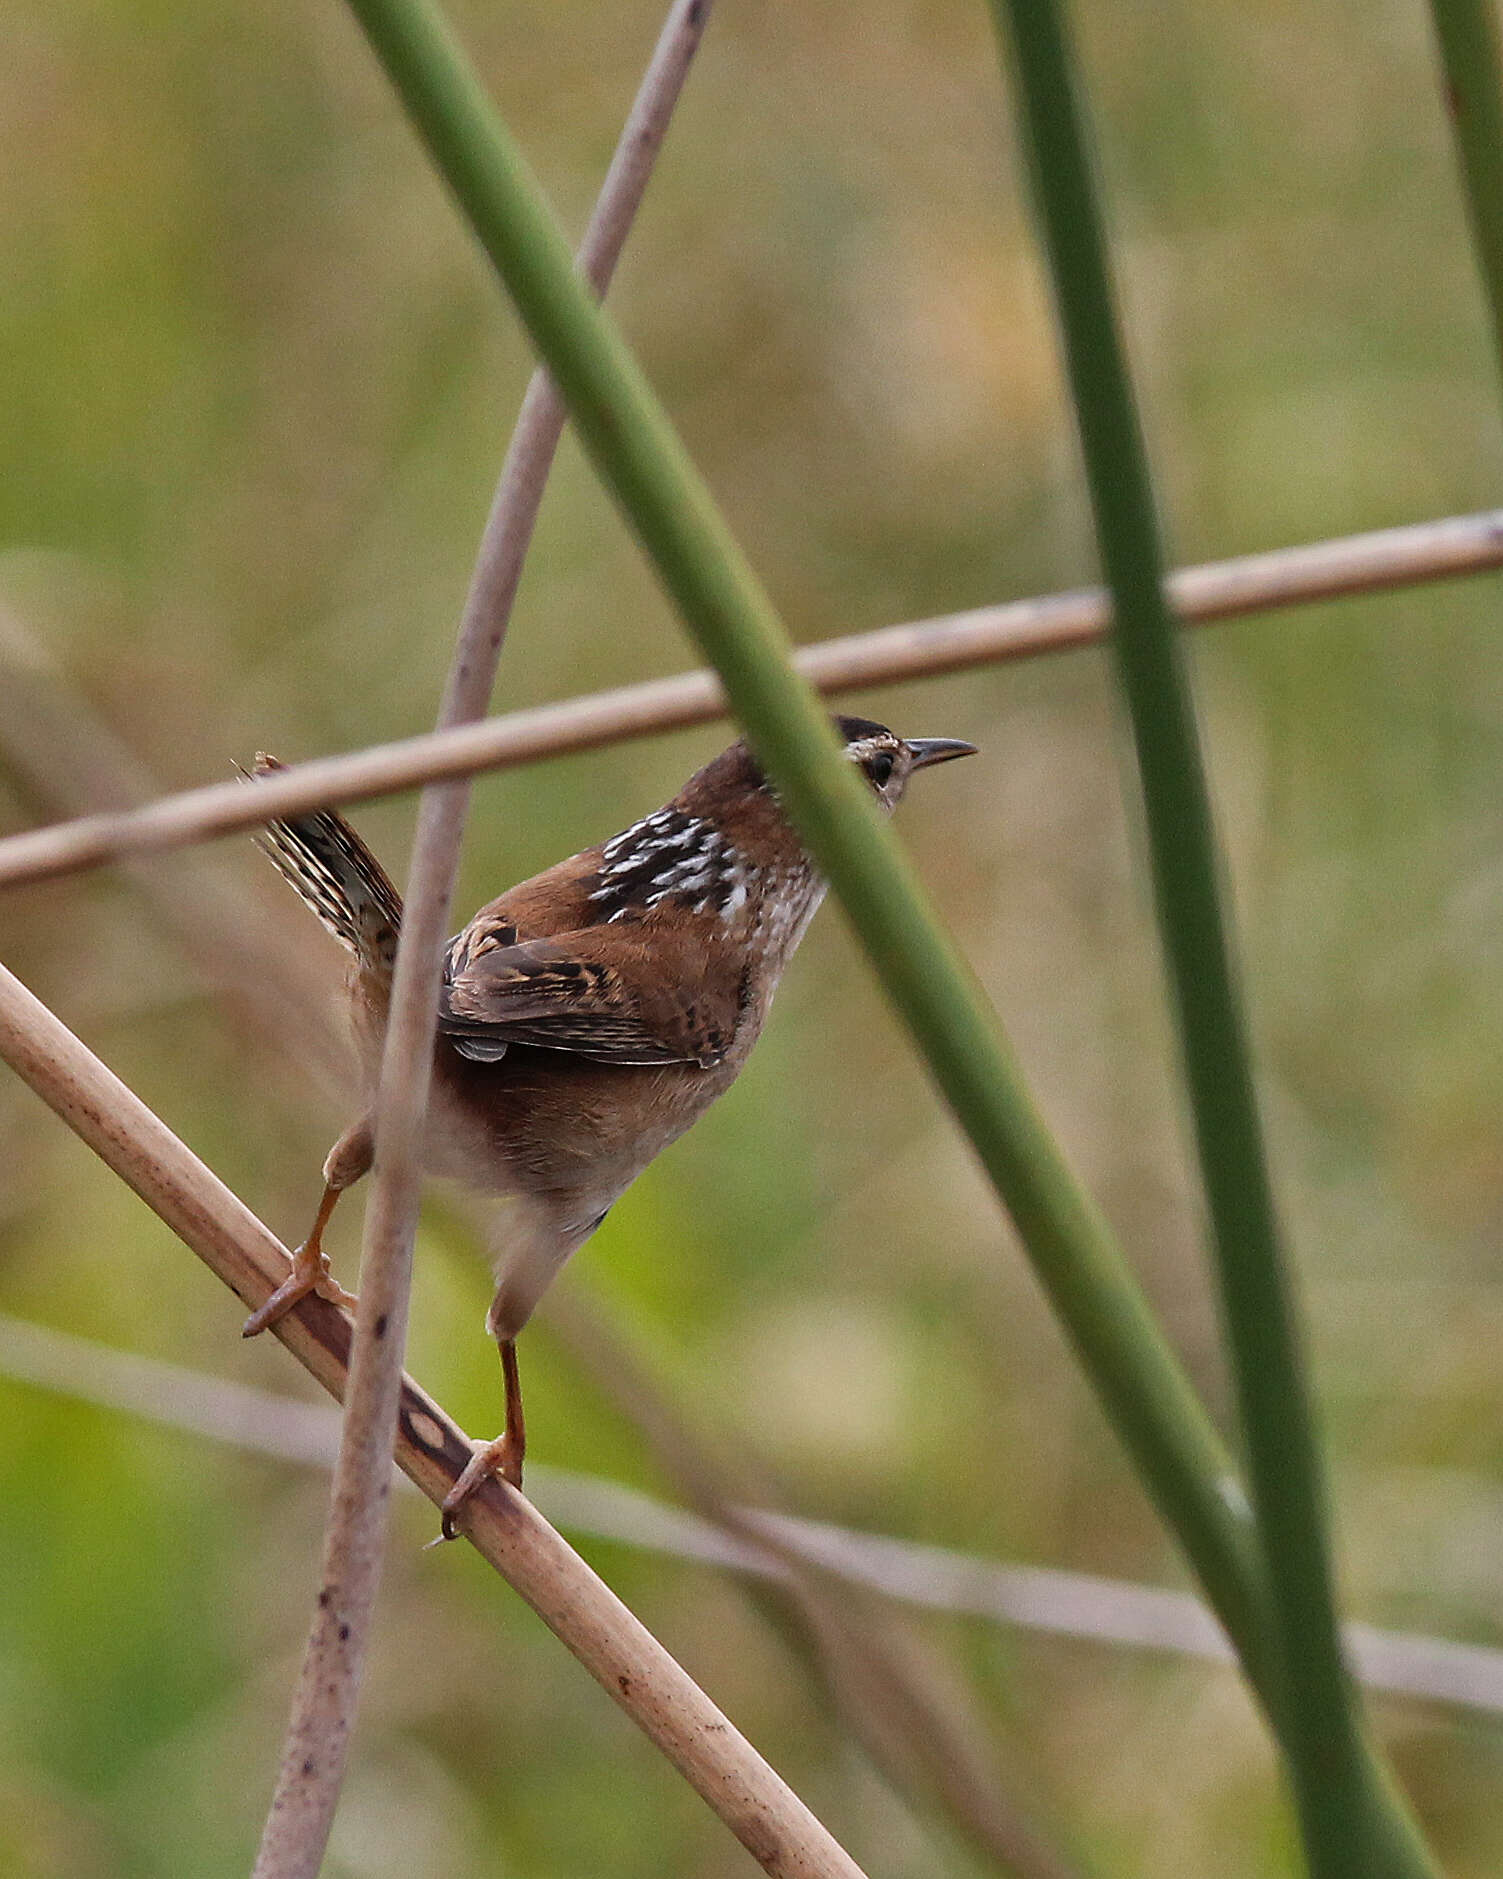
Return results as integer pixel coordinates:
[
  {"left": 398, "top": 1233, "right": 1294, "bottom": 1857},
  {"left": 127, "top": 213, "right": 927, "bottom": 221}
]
[
  {"left": 240, "top": 1181, "right": 356, "bottom": 1336},
  {"left": 440, "top": 1339, "right": 526, "bottom": 1538},
  {"left": 242, "top": 1116, "right": 372, "bottom": 1337},
  {"left": 436, "top": 1209, "right": 598, "bottom": 1540}
]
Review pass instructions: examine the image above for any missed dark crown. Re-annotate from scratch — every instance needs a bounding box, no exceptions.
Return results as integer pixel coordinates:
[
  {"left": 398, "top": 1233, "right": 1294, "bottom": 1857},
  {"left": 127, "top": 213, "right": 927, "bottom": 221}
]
[{"left": 673, "top": 714, "right": 975, "bottom": 816}]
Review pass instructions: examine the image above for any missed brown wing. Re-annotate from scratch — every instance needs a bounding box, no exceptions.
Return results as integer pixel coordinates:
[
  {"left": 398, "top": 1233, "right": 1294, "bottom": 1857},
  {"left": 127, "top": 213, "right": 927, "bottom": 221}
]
[{"left": 439, "top": 921, "right": 744, "bottom": 1069}]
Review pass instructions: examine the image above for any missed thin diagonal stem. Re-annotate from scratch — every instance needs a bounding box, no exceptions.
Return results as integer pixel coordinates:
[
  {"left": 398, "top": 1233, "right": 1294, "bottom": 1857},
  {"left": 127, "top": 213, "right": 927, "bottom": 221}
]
[
  {"left": 2, "top": 508, "right": 1502, "bottom": 890},
  {"left": 328, "top": 0, "right": 1438, "bottom": 1867},
  {"left": 984, "top": 4, "right": 1436, "bottom": 1876},
  {"left": 8, "top": 1314, "right": 1503, "bottom": 1718},
  {"left": 549, "top": 1292, "right": 1088, "bottom": 1879},
  {"left": 1428, "top": 0, "right": 1503, "bottom": 390},
  {"left": 250, "top": 7, "right": 714, "bottom": 1873},
  {"left": 0, "top": 961, "right": 865, "bottom": 1879},
  {"left": 333, "top": 0, "right": 1285, "bottom": 1707}
]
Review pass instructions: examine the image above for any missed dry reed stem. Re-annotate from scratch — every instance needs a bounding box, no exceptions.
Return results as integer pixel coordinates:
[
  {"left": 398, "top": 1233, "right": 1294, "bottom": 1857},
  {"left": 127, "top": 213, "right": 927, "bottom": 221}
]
[
  {"left": 0, "top": 625, "right": 1089, "bottom": 1878},
  {"left": 0, "top": 958, "right": 867, "bottom": 1879},
  {"left": 251, "top": 6, "right": 719, "bottom": 1872},
  {"left": 5, "top": 1310, "right": 1502, "bottom": 1718},
  {"left": 0, "top": 603, "right": 345, "bottom": 1081},
  {"left": 0, "top": 507, "right": 1499, "bottom": 892},
  {"left": 547, "top": 1290, "right": 1083, "bottom": 1879}
]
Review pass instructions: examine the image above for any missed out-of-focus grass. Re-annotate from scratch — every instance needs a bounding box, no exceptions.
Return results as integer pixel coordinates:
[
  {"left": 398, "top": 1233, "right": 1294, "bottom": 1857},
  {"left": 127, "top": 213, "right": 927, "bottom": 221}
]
[{"left": 2, "top": 1, "right": 1503, "bottom": 1875}]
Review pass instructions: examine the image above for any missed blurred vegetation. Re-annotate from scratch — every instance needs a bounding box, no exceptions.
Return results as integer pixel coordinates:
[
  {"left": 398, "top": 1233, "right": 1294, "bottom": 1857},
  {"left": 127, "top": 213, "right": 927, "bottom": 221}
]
[{"left": 2, "top": 0, "right": 1503, "bottom": 1875}]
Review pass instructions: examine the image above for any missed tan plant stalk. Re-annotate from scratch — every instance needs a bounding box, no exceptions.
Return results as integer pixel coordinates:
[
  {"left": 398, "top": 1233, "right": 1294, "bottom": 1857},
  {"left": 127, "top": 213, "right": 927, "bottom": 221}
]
[
  {"left": 0, "top": 957, "right": 867, "bottom": 1879},
  {"left": 0, "top": 631, "right": 1119, "bottom": 1878},
  {"left": 0, "top": 603, "right": 345, "bottom": 1080},
  {"left": 250, "top": 5, "right": 720, "bottom": 1873},
  {"left": 4, "top": 1311, "right": 1502, "bottom": 1719},
  {"left": 548, "top": 1290, "right": 1084, "bottom": 1879},
  {"left": 0, "top": 507, "right": 1498, "bottom": 892}
]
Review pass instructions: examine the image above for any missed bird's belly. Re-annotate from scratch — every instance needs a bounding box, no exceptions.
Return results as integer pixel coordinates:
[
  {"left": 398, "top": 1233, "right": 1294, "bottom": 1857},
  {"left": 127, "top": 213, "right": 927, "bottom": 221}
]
[{"left": 425, "top": 1044, "right": 739, "bottom": 1215}]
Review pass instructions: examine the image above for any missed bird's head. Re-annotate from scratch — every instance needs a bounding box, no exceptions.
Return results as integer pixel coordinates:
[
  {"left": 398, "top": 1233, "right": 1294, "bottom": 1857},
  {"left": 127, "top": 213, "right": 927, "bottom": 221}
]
[
  {"left": 831, "top": 714, "right": 978, "bottom": 810},
  {"left": 674, "top": 714, "right": 977, "bottom": 852}
]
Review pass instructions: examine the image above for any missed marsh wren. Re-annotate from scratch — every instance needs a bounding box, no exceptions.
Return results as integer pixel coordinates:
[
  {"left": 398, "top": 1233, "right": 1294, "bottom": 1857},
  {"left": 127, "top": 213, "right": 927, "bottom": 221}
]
[{"left": 246, "top": 717, "right": 975, "bottom": 1533}]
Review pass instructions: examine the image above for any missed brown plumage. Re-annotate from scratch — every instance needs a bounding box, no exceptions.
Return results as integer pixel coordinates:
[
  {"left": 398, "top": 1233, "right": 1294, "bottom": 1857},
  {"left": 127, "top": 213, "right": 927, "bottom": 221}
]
[{"left": 245, "top": 719, "right": 976, "bottom": 1532}]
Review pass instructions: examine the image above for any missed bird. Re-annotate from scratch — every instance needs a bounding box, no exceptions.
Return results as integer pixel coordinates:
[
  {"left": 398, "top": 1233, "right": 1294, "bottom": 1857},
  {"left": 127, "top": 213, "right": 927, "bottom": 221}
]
[{"left": 244, "top": 716, "right": 976, "bottom": 1534}]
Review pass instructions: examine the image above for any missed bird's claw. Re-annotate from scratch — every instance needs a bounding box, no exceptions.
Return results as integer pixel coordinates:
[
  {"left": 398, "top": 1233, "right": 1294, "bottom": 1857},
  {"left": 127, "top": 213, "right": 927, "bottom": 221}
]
[
  {"left": 242, "top": 1245, "right": 357, "bottom": 1338},
  {"left": 435, "top": 1433, "right": 524, "bottom": 1542}
]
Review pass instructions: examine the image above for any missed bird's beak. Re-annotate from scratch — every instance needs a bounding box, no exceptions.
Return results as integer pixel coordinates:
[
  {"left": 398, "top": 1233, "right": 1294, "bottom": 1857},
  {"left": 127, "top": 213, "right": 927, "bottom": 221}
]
[{"left": 905, "top": 737, "right": 979, "bottom": 771}]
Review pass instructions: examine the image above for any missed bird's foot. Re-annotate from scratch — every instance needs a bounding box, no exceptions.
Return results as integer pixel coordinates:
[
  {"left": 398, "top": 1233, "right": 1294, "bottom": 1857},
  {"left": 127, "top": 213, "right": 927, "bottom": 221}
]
[
  {"left": 435, "top": 1433, "right": 524, "bottom": 1543},
  {"left": 242, "top": 1243, "right": 358, "bottom": 1338}
]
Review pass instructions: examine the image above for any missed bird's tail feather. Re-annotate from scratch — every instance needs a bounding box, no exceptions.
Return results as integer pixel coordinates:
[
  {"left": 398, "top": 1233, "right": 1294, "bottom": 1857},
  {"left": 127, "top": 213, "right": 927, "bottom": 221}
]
[{"left": 248, "top": 754, "right": 403, "bottom": 976}]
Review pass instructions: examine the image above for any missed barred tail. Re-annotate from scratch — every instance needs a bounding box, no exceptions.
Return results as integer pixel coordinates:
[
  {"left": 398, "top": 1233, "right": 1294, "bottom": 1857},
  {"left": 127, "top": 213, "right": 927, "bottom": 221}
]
[{"left": 248, "top": 754, "right": 403, "bottom": 976}]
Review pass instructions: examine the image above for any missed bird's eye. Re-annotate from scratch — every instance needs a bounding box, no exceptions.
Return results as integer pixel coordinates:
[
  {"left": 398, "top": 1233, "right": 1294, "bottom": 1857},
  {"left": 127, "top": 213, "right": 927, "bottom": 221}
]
[{"left": 866, "top": 750, "right": 896, "bottom": 788}]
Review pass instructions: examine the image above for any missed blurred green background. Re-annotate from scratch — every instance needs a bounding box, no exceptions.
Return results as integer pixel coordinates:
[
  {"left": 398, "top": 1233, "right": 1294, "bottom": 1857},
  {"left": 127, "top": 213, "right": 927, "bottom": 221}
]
[{"left": 3, "top": 0, "right": 1503, "bottom": 1874}]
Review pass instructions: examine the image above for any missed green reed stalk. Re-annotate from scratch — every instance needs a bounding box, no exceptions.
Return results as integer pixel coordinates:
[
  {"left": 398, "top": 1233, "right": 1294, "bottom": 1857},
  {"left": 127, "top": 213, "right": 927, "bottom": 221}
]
[
  {"left": 984, "top": 4, "right": 1439, "bottom": 1875},
  {"left": 1429, "top": 0, "right": 1503, "bottom": 391},
  {"left": 335, "top": 2, "right": 1429, "bottom": 1865}
]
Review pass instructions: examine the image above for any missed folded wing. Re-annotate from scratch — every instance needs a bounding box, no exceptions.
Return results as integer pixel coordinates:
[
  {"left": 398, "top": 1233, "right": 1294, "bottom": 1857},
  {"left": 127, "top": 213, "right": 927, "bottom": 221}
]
[{"left": 439, "top": 925, "right": 742, "bottom": 1070}]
